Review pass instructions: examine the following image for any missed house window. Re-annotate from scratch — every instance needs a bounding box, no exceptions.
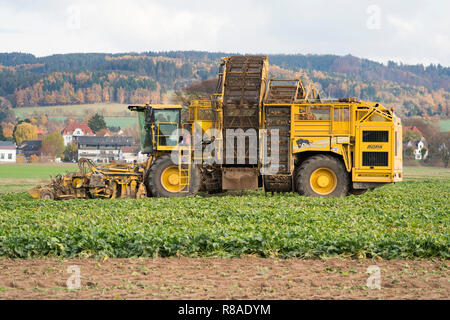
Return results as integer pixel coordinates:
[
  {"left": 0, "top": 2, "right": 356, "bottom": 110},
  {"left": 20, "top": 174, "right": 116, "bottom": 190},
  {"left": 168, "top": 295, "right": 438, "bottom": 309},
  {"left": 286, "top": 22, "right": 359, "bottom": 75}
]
[
  {"left": 0, "top": 153, "right": 4, "bottom": 160},
  {"left": 8, "top": 153, "right": 12, "bottom": 160}
]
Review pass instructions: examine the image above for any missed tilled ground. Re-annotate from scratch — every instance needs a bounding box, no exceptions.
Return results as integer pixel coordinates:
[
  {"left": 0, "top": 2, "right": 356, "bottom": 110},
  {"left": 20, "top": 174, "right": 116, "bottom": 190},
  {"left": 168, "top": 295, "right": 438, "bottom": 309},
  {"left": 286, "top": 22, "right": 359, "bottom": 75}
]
[{"left": 0, "top": 257, "right": 448, "bottom": 299}]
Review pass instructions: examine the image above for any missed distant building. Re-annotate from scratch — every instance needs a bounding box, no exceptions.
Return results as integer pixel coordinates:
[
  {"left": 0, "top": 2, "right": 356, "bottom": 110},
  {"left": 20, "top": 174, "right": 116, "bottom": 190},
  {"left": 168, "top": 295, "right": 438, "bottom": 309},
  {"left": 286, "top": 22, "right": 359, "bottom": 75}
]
[
  {"left": 77, "top": 136, "right": 135, "bottom": 163},
  {"left": 407, "top": 139, "right": 428, "bottom": 160},
  {"left": 0, "top": 141, "right": 16, "bottom": 162},
  {"left": 404, "top": 126, "right": 429, "bottom": 160},
  {"left": 121, "top": 145, "right": 141, "bottom": 163},
  {"left": 96, "top": 128, "right": 114, "bottom": 137},
  {"left": 97, "top": 128, "right": 125, "bottom": 137},
  {"left": 62, "top": 121, "right": 94, "bottom": 146},
  {"left": 17, "top": 140, "right": 42, "bottom": 159}
]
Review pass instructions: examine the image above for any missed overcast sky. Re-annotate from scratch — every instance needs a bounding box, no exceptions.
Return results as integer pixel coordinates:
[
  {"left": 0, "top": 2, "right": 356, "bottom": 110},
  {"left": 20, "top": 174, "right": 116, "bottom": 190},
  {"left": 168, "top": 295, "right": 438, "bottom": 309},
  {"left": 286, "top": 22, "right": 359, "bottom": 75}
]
[{"left": 0, "top": 0, "right": 448, "bottom": 66}]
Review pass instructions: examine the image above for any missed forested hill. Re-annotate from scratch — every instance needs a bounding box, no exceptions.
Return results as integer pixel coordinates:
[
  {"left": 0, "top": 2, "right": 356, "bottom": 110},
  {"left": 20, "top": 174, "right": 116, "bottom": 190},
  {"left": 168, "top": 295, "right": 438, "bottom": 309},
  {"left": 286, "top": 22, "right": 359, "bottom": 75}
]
[{"left": 0, "top": 51, "right": 448, "bottom": 119}]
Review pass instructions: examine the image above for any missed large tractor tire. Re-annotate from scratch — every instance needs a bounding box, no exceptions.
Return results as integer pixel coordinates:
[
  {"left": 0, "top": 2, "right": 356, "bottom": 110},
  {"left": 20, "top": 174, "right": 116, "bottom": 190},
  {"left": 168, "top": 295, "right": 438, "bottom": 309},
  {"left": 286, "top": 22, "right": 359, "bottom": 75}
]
[
  {"left": 296, "top": 155, "right": 349, "bottom": 197},
  {"left": 147, "top": 155, "right": 201, "bottom": 197}
]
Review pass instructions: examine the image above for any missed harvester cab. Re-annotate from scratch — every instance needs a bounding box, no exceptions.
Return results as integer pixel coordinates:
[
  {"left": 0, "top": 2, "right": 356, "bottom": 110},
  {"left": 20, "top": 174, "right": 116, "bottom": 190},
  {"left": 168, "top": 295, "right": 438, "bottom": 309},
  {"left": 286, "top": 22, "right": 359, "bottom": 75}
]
[
  {"left": 128, "top": 103, "right": 201, "bottom": 197},
  {"left": 128, "top": 104, "right": 183, "bottom": 154}
]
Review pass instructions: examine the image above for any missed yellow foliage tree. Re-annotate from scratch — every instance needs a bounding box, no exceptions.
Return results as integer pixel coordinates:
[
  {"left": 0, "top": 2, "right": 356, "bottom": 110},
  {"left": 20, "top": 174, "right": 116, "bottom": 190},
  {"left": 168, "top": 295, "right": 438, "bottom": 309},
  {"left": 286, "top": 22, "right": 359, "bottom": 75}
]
[
  {"left": 29, "top": 154, "right": 39, "bottom": 163},
  {"left": 2, "top": 122, "right": 14, "bottom": 138},
  {"left": 14, "top": 122, "right": 37, "bottom": 145},
  {"left": 41, "top": 133, "right": 64, "bottom": 158}
]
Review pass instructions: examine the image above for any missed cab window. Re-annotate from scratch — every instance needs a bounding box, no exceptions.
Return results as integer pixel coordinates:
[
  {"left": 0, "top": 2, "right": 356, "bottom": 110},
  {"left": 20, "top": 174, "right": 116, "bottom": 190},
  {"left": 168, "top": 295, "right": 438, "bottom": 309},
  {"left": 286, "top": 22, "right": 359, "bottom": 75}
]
[
  {"left": 154, "top": 109, "right": 180, "bottom": 147},
  {"left": 154, "top": 109, "right": 180, "bottom": 124}
]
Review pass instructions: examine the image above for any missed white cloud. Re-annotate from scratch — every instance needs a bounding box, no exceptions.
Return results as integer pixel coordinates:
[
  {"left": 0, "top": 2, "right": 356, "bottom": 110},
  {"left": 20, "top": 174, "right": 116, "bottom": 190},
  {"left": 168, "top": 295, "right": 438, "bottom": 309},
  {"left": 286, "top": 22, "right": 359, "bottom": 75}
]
[
  {"left": 387, "top": 15, "right": 416, "bottom": 33},
  {"left": 0, "top": 0, "right": 448, "bottom": 66}
]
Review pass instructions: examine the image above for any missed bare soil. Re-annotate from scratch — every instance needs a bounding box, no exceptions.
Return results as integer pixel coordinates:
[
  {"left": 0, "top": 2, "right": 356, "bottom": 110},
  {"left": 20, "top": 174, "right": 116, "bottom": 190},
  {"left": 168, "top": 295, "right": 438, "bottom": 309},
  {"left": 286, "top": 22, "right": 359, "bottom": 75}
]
[{"left": 0, "top": 257, "right": 448, "bottom": 300}]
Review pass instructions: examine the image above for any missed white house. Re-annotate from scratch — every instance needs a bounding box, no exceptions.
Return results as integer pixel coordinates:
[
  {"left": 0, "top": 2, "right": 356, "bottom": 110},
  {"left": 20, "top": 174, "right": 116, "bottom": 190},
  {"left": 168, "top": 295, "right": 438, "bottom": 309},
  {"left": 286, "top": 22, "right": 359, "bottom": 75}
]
[
  {"left": 407, "top": 139, "right": 428, "bottom": 160},
  {"left": 121, "top": 145, "right": 142, "bottom": 163},
  {"left": 61, "top": 121, "right": 94, "bottom": 146},
  {"left": 0, "top": 141, "right": 16, "bottom": 162}
]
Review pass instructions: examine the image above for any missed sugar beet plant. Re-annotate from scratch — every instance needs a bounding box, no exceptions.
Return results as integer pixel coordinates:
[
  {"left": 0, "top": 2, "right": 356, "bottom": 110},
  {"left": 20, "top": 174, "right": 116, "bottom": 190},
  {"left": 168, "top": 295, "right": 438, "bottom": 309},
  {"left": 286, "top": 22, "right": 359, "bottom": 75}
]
[{"left": 0, "top": 179, "right": 448, "bottom": 259}]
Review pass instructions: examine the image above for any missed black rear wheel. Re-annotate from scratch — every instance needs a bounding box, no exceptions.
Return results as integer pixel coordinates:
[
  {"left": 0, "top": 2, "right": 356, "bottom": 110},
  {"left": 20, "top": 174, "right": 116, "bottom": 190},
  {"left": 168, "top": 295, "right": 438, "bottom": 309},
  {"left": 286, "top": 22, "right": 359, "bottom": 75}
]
[
  {"left": 147, "top": 155, "right": 201, "bottom": 197},
  {"left": 296, "top": 155, "right": 349, "bottom": 197}
]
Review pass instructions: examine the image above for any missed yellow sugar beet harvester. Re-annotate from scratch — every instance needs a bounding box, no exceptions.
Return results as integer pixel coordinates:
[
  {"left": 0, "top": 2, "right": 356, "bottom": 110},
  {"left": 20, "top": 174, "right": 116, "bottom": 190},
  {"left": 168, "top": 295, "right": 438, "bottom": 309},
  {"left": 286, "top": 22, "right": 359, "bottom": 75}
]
[{"left": 29, "top": 56, "right": 402, "bottom": 199}]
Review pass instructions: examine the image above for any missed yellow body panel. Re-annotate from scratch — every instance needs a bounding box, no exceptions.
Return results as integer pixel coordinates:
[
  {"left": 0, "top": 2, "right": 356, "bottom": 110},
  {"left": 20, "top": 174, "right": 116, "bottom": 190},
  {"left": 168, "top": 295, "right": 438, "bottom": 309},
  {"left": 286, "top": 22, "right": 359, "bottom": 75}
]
[{"left": 261, "top": 100, "right": 402, "bottom": 185}]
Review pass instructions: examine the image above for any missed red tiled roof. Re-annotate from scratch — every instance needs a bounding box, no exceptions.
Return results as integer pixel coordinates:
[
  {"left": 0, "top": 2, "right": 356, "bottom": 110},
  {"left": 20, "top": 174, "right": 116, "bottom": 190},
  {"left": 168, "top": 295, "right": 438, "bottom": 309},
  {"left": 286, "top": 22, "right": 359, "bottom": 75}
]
[
  {"left": 0, "top": 141, "right": 15, "bottom": 150},
  {"left": 121, "top": 145, "right": 140, "bottom": 153},
  {"left": 62, "top": 121, "right": 94, "bottom": 135},
  {"left": 404, "top": 126, "right": 424, "bottom": 136}
]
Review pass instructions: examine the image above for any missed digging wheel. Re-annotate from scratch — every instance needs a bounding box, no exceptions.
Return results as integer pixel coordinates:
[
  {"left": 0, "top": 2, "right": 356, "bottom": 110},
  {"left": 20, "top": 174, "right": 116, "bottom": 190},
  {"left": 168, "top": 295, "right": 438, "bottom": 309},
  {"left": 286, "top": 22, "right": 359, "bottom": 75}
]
[{"left": 40, "top": 188, "right": 55, "bottom": 200}]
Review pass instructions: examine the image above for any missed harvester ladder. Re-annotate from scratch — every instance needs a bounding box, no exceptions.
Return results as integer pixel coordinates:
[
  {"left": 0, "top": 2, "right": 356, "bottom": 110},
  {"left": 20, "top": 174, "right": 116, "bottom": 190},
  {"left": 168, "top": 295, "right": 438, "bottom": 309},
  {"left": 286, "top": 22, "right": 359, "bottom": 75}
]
[
  {"left": 178, "top": 147, "right": 191, "bottom": 193},
  {"left": 263, "top": 104, "right": 291, "bottom": 175}
]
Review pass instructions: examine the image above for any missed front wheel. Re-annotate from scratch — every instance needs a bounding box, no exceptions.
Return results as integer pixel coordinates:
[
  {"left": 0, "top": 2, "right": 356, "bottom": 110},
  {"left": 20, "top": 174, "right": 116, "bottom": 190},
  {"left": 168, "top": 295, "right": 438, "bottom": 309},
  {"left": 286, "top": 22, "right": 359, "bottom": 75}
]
[
  {"left": 147, "top": 155, "right": 201, "bottom": 197},
  {"left": 296, "top": 155, "right": 349, "bottom": 197},
  {"left": 40, "top": 188, "right": 55, "bottom": 200}
]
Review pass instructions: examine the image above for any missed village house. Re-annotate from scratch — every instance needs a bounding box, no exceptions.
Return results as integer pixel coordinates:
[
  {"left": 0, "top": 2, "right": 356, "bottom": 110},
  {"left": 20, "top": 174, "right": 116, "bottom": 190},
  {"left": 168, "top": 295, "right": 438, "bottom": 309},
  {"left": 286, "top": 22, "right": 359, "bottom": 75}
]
[
  {"left": 404, "top": 126, "right": 428, "bottom": 160},
  {"left": 0, "top": 141, "right": 16, "bottom": 162},
  {"left": 121, "top": 145, "right": 143, "bottom": 163},
  {"left": 17, "top": 140, "right": 42, "bottom": 160},
  {"left": 407, "top": 140, "right": 428, "bottom": 160},
  {"left": 77, "top": 136, "right": 135, "bottom": 163},
  {"left": 61, "top": 121, "right": 94, "bottom": 146}
]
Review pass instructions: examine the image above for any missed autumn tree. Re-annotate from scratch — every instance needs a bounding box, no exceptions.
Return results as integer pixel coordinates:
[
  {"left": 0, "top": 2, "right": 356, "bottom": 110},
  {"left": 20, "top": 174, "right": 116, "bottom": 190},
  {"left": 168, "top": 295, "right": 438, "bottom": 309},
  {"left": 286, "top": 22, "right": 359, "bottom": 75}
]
[
  {"left": 0, "top": 103, "right": 15, "bottom": 123},
  {"left": 95, "top": 128, "right": 111, "bottom": 137},
  {"left": 403, "top": 130, "right": 422, "bottom": 143},
  {"left": 45, "top": 119, "right": 62, "bottom": 135},
  {"left": 0, "top": 124, "right": 4, "bottom": 140},
  {"left": 14, "top": 122, "right": 37, "bottom": 145},
  {"left": 2, "top": 122, "right": 14, "bottom": 138},
  {"left": 41, "top": 133, "right": 65, "bottom": 158},
  {"left": 29, "top": 154, "right": 39, "bottom": 163},
  {"left": 37, "top": 114, "right": 48, "bottom": 126},
  {"left": 15, "top": 89, "right": 26, "bottom": 107},
  {"left": 63, "top": 141, "right": 78, "bottom": 162},
  {"left": 88, "top": 113, "right": 107, "bottom": 133},
  {"left": 76, "top": 89, "right": 85, "bottom": 103},
  {"left": 116, "top": 87, "right": 125, "bottom": 103}
]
